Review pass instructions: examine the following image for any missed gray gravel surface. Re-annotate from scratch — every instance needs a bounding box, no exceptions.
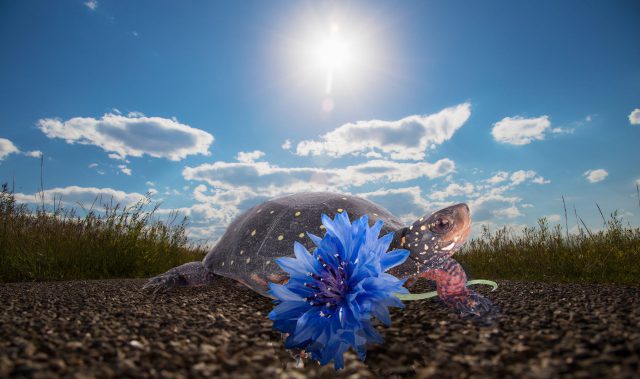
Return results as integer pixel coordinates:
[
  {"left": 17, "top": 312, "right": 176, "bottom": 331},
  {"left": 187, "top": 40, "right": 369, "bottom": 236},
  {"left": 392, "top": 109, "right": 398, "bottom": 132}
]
[{"left": 1, "top": 278, "right": 639, "bottom": 379}]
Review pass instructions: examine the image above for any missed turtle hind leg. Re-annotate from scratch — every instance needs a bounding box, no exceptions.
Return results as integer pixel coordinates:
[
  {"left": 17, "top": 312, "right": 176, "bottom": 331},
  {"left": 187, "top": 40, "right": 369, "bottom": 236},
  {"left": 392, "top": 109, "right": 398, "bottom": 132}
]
[{"left": 142, "top": 261, "right": 213, "bottom": 294}]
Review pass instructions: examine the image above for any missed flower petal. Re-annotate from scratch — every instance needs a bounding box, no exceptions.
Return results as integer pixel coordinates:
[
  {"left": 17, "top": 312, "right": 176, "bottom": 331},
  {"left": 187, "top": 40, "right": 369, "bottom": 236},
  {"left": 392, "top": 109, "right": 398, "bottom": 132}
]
[
  {"left": 380, "top": 248, "right": 410, "bottom": 271},
  {"left": 268, "top": 282, "right": 303, "bottom": 302},
  {"left": 274, "top": 257, "right": 308, "bottom": 279},
  {"left": 268, "top": 300, "right": 310, "bottom": 321}
]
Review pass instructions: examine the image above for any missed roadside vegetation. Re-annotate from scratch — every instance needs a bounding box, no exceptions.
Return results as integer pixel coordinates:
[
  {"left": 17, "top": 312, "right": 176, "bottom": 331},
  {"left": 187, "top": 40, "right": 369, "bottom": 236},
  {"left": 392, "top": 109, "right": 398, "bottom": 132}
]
[
  {"left": 456, "top": 208, "right": 640, "bottom": 286},
  {"left": 0, "top": 184, "right": 206, "bottom": 282},
  {"left": 1, "top": 181, "right": 639, "bottom": 285}
]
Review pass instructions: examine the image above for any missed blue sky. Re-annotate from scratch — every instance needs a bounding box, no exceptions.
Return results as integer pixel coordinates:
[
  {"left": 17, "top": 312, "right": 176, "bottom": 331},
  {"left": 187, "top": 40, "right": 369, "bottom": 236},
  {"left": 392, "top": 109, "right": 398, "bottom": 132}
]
[{"left": 1, "top": 1, "right": 639, "bottom": 244}]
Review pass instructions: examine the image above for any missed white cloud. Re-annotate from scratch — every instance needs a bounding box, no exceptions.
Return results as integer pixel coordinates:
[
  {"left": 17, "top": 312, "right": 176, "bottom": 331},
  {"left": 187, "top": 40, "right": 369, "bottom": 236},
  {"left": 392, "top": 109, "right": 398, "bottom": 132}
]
[
  {"left": 37, "top": 112, "right": 214, "bottom": 161},
  {"left": 629, "top": 108, "right": 640, "bottom": 125},
  {"left": 25, "top": 150, "right": 43, "bottom": 158},
  {"left": 486, "top": 171, "right": 509, "bottom": 184},
  {"left": 492, "top": 205, "right": 523, "bottom": 218},
  {"left": 14, "top": 186, "right": 145, "bottom": 207},
  {"left": 551, "top": 127, "right": 575, "bottom": 134},
  {"left": 293, "top": 103, "right": 471, "bottom": 161},
  {"left": 281, "top": 139, "right": 292, "bottom": 150},
  {"left": 492, "top": 115, "right": 551, "bottom": 145},
  {"left": 511, "top": 170, "right": 536, "bottom": 186},
  {"left": 0, "top": 138, "right": 20, "bottom": 160},
  {"left": 118, "top": 164, "right": 132, "bottom": 176},
  {"left": 357, "top": 186, "right": 443, "bottom": 223},
  {"left": 183, "top": 158, "right": 455, "bottom": 196},
  {"left": 0, "top": 138, "right": 41, "bottom": 161},
  {"left": 89, "top": 163, "right": 99, "bottom": 168},
  {"left": 544, "top": 214, "right": 562, "bottom": 223},
  {"left": 429, "top": 182, "right": 475, "bottom": 200},
  {"left": 235, "top": 150, "right": 265, "bottom": 163},
  {"left": 84, "top": 0, "right": 98, "bottom": 11},
  {"left": 584, "top": 169, "right": 608, "bottom": 183}
]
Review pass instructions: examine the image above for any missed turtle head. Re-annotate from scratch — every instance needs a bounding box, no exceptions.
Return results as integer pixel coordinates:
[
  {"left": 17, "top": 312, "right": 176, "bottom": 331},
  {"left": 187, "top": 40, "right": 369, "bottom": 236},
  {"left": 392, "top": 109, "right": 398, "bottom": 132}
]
[{"left": 404, "top": 203, "right": 471, "bottom": 259}]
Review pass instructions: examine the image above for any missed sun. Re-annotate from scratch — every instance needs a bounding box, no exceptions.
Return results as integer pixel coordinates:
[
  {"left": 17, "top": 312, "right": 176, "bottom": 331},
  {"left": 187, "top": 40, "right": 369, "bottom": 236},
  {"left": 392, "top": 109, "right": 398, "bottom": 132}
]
[
  {"left": 282, "top": 13, "right": 384, "bottom": 113},
  {"left": 316, "top": 24, "right": 351, "bottom": 73},
  {"left": 306, "top": 23, "right": 361, "bottom": 97}
]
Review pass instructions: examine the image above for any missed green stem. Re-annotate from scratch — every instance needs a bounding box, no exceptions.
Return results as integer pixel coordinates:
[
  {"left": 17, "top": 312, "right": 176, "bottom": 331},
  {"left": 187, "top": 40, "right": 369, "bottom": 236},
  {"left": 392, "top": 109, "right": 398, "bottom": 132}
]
[{"left": 394, "top": 279, "right": 498, "bottom": 301}]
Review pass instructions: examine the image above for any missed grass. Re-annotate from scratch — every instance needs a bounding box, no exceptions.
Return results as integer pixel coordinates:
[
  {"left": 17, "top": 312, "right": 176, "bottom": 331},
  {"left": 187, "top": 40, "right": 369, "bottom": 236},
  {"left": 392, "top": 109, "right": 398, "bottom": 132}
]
[
  {"left": 456, "top": 212, "right": 640, "bottom": 286},
  {"left": 0, "top": 184, "right": 206, "bottom": 282},
  {"left": 1, "top": 180, "right": 639, "bottom": 286}
]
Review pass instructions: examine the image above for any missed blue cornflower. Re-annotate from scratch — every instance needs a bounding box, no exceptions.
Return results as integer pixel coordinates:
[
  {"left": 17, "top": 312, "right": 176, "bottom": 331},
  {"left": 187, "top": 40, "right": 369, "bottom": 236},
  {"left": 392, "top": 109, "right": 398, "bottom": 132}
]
[{"left": 268, "top": 212, "right": 410, "bottom": 369}]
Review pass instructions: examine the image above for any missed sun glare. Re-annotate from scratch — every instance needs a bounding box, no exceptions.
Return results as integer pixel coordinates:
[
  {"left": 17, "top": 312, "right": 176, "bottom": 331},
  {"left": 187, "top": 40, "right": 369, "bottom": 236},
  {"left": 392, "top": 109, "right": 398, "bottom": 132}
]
[{"left": 284, "top": 13, "right": 384, "bottom": 113}]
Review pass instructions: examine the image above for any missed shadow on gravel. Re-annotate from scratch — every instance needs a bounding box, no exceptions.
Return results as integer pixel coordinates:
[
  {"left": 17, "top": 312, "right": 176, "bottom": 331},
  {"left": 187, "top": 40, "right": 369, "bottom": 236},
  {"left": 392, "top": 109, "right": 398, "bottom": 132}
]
[{"left": 1, "top": 278, "right": 639, "bottom": 378}]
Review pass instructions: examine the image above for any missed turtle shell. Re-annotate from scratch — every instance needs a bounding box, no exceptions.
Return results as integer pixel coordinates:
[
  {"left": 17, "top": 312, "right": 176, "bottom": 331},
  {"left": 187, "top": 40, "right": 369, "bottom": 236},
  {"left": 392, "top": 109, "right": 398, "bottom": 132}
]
[{"left": 203, "top": 192, "right": 404, "bottom": 296}]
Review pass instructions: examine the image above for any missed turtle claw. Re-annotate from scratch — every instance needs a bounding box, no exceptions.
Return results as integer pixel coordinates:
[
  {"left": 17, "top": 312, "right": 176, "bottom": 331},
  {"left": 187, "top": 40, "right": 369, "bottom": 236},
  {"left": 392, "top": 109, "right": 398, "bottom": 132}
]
[
  {"left": 444, "top": 291, "right": 498, "bottom": 321},
  {"left": 142, "top": 272, "right": 182, "bottom": 294}
]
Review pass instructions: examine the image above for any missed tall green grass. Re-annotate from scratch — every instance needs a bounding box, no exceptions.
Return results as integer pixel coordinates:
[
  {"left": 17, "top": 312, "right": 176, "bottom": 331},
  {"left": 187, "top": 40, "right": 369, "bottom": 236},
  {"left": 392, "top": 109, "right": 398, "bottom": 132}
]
[
  {"left": 0, "top": 184, "right": 206, "bottom": 282},
  {"left": 2, "top": 180, "right": 639, "bottom": 285},
  {"left": 456, "top": 213, "right": 640, "bottom": 285}
]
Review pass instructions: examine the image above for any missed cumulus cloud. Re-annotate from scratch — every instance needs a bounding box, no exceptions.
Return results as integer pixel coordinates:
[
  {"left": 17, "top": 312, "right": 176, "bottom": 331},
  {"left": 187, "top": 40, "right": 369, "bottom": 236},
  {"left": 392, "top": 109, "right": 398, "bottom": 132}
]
[
  {"left": 235, "top": 150, "right": 265, "bottom": 163},
  {"left": 24, "top": 150, "right": 43, "bottom": 158},
  {"left": 183, "top": 158, "right": 455, "bottom": 196},
  {"left": 0, "top": 138, "right": 42, "bottom": 161},
  {"left": 357, "top": 186, "right": 444, "bottom": 223},
  {"left": 544, "top": 214, "right": 562, "bottom": 223},
  {"left": 0, "top": 138, "right": 19, "bottom": 160},
  {"left": 118, "top": 165, "right": 132, "bottom": 176},
  {"left": 629, "top": 108, "right": 640, "bottom": 125},
  {"left": 281, "top": 139, "right": 292, "bottom": 150},
  {"left": 486, "top": 171, "right": 509, "bottom": 184},
  {"left": 37, "top": 112, "right": 214, "bottom": 161},
  {"left": 429, "top": 182, "right": 475, "bottom": 200},
  {"left": 492, "top": 205, "right": 523, "bottom": 218},
  {"left": 14, "top": 186, "right": 145, "bottom": 207},
  {"left": 584, "top": 169, "right": 608, "bottom": 183},
  {"left": 293, "top": 103, "right": 471, "bottom": 161},
  {"left": 510, "top": 170, "right": 549, "bottom": 185},
  {"left": 84, "top": 0, "right": 98, "bottom": 11},
  {"left": 492, "top": 115, "right": 551, "bottom": 145}
]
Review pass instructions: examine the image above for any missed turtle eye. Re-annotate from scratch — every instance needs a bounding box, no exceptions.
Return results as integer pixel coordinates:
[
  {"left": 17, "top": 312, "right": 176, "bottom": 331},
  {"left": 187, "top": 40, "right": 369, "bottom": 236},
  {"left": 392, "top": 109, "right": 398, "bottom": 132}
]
[{"left": 430, "top": 217, "right": 452, "bottom": 234}]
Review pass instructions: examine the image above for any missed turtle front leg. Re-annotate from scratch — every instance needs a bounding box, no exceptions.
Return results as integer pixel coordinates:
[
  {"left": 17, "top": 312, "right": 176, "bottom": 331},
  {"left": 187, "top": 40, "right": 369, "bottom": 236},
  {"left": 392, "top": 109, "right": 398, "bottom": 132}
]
[
  {"left": 142, "top": 261, "right": 214, "bottom": 293},
  {"left": 418, "top": 257, "right": 495, "bottom": 318}
]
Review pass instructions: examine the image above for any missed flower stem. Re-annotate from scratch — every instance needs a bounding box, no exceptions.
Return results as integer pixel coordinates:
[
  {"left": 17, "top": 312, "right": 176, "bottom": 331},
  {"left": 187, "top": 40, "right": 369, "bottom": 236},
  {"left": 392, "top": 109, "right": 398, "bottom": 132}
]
[{"left": 394, "top": 279, "right": 498, "bottom": 301}]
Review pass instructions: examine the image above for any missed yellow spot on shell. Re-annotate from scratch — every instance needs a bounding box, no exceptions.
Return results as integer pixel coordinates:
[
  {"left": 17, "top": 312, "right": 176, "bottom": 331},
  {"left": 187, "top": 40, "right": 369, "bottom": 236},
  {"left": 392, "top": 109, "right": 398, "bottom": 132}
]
[
  {"left": 246, "top": 257, "right": 251, "bottom": 263},
  {"left": 251, "top": 230, "right": 256, "bottom": 236},
  {"left": 230, "top": 260, "right": 234, "bottom": 265},
  {"left": 270, "top": 210, "right": 275, "bottom": 214},
  {"left": 256, "top": 209, "right": 262, "bottom": 213},
  {"left": 240, "top": 250, "right": 244, "bottom": 255},
  {"left": 419, "top": 217, "right": 424, "bottom": 222},
  {"left": 294, "top": 211, "right": 301, "bottom": 217},
  {"left": 221, "top": 262, "right": 225, "bottom": 266},
  {"left": 320, "top": 225, "right": 325, "bottom": 229},
  {"left": 420, "top": 225, "right": 427, "bottom": 231},
  {"left": 373, "top": 213, "right": 378, "bottom": 216},
  {"left": 337, "top": 208, "right": 343, "bottom": 213},
  {"left": 277, "top": 235, "right": 284, "bottom": 241},
  {"left": 266, "top": 260, "right": 271, "bottom": 265},
  {"left": 298, "top": 233, "right": 305, "bottom": 238}
]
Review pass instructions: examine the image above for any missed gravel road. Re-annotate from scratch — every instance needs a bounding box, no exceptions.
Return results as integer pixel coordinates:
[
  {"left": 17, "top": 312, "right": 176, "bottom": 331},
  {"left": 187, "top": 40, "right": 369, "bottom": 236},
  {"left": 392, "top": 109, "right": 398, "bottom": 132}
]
[{"left": 1, "top": 277, "right": 639, "bottom": 378}]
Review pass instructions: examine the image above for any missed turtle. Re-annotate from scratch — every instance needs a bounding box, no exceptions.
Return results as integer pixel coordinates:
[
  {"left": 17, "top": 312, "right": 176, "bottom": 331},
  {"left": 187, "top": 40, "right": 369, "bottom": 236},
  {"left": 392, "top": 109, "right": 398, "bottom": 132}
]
[{"left": 143, "top": 192, "right": 494, "bottom": 318}]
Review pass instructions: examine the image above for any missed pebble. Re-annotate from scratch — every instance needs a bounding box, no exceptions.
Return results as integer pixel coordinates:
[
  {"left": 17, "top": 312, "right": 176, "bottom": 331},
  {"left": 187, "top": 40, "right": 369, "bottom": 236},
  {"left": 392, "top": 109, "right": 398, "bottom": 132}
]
[{"left": 0, "top": 278, "right": 638, "bottom": 378}]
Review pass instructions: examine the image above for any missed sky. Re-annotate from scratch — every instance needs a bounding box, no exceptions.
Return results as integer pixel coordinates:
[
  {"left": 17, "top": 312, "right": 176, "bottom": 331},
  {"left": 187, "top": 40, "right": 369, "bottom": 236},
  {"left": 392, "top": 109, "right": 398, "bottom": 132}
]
[{"left": 1, "top": 1, "right": 639, "bottom": 245}]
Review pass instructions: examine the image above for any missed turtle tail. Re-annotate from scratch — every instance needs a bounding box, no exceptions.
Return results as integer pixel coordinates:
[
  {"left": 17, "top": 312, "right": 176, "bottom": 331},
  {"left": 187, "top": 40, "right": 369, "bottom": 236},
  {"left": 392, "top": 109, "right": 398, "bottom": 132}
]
[{"left": 142, "top": 261, "right": 212, "bottom": 294}]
